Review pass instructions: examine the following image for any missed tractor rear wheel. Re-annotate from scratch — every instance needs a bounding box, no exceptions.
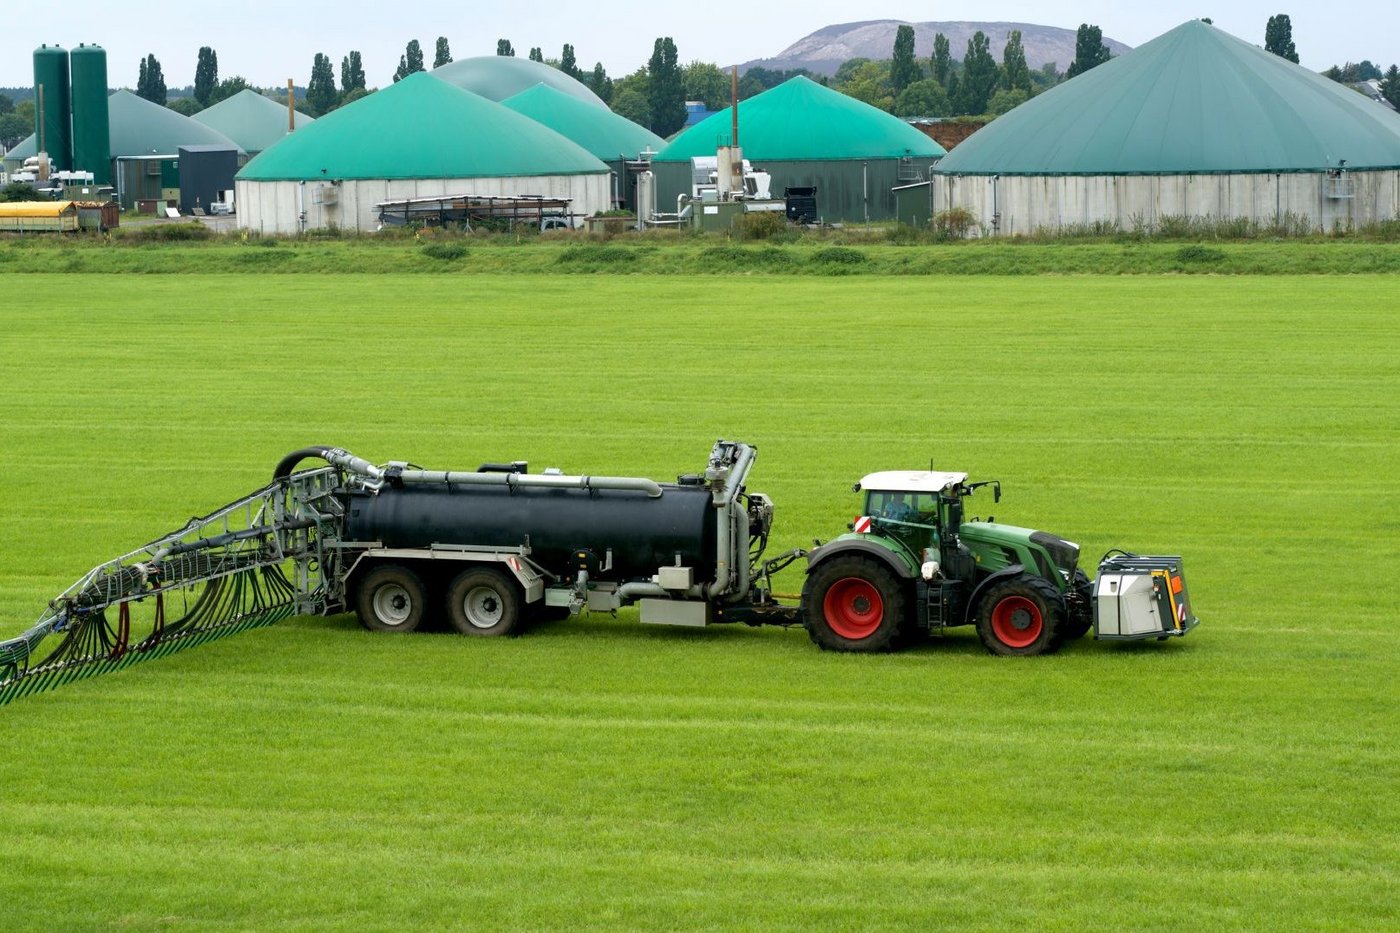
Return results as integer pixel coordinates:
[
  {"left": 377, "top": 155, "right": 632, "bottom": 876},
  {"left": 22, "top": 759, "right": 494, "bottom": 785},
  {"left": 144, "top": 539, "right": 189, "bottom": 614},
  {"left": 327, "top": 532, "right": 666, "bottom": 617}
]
[
  {"left": 803, "top": 556, "right": 908, "bottom": 652},
  {"left": 356, "top": 564, "right": 428, "bottom": 633},
  {"left": 446, "top": 567, "right": 522, "bottom": 637},
  {"left": 975, "top": 575, "right": 1066, "bottom": 656}
]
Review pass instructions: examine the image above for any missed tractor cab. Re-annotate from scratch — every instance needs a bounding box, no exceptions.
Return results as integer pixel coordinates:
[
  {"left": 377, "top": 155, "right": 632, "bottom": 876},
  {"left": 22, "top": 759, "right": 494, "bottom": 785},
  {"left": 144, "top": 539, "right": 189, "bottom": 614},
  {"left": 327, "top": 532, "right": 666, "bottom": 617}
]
[{"left": 855, "top": 470, "right": 970, "bottom": 558}]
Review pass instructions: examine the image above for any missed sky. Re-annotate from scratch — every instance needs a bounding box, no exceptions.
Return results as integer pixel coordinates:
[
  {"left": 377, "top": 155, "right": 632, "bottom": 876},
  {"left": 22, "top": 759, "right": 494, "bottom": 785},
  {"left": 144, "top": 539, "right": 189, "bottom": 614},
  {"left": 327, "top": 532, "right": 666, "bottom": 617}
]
[{"left": 3, "top": 1, "right": 1396, "bottom": 89}]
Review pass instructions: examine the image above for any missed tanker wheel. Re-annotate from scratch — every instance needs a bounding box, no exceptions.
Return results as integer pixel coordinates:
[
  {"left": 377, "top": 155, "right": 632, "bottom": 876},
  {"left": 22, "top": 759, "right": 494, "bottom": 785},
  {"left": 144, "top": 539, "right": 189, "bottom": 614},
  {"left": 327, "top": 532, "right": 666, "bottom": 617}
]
[
  {"left": 356, "top": 564, "right": 427, "bottom": 633},
  {"left": 802, "top": 556, "right": 907, "bottom": 652},
  {"left": 1062, "top": 569, "right": 1094, "bottom": 640},
  {"left": 975, "top": 575, "right": 1066, "bottom": 656},
  {"left": 446, "top": 567, "right": 522, "bottom": 637}
]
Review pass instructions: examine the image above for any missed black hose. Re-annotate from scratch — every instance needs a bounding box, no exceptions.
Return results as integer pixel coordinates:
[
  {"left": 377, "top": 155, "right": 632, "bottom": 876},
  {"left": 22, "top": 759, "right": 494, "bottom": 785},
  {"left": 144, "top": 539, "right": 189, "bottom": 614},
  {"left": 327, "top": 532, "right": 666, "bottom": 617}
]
[{"left": 273, "top": 446, "right": 333, "bottom": 481}]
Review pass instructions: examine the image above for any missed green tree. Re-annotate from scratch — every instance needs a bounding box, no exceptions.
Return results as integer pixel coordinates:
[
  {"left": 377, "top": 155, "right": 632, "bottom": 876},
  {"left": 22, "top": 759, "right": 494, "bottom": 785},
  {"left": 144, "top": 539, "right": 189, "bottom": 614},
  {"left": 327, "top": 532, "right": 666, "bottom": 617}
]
[
  {"left": 1066, "top": 24, "right": 1111, "bottom": 79},
  {"left": 167, "top": 97, "right": 202, "bottom": 116},
  {"left": 137, "top": 53, "right": 167, "bottom": 104},
  {"left": 0, "top": 107, "right": 33, "bottom": 148},
  {"left": 1381, "top": 64, "right": 1400, "bottom": 109},
  {"left": 0, "top": 93, "right": 12, "bottom": 114},
  {"left": 931, "top": 33, "right": 951, "bottom": 87},
  {"left": 837, "top": 60, "right": 893, "bottom": 111},
  {"left": 433, "top": 37, "right": 452, "bottom": 69},
  {"left": 610, "top": 86, "right": 650, "bottom": 127},
  {"left": 308, "top": 52, "right": 337, "bottom": 115},
  {"left": 1, "top": 180, "right": 44, "bottom": 202},
  {"left": 647, "top": 37, "right": 686, "bottom": 137},
  {"left": 833, "top": 57, "right": 872, "bottom": 85},
  {"left": 394, "top": 40, "right": 424, "bottom": 82},
  {"left": 987, "top": 87, "right": 1028, "bottom": 116},
  {"left": 1264, "top": 14, "right": 1299, "bottom": 63},
  {"left": 211, "top": 76, "right": 252, "bottom": 104},
  {"left": 890, "top": 24, "right": 920, "bottom": 95},
  {"left": 1002, "top": 30, "right": 1031, "bottom": 93},
  {"left": 588, "top": 62, "right": 613, "bottom": 104},
  {"left": 529, "top": 48, "right": 543, "bottom": 63},
  {"left": 954, "top": 31, "right": 999, "bottom": 115},
  {"left": 194, "top": 46, "right": 218, "bottom": 106},
  {"left": 341, "top": 52, "right": 366, "bottom": 95},
  {"left": 340, "top": 86, "right": 370, "bottom": 107},
  {"left": 560, "top": 44, "right": 581, "bottom": 81},
  {"left": 892, "top": 78, "right": 950, "bottom": 117},
  {"left": 496, "top": 39, "right": 514, "bottom": 57},
  {"left": 682, "top": 61, "right": 729, "bottom": 110}
]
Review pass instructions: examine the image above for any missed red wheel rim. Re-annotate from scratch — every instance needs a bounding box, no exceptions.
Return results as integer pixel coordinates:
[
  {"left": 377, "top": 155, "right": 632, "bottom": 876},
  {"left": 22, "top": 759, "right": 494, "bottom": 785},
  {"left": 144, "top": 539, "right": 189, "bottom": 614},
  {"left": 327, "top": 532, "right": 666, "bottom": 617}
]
[
  {"left": 823, "top": 577, "right": 884, "bottom": 640},
  {"left": 991, "top": 595, "right": 1043, "bottom": 648}
]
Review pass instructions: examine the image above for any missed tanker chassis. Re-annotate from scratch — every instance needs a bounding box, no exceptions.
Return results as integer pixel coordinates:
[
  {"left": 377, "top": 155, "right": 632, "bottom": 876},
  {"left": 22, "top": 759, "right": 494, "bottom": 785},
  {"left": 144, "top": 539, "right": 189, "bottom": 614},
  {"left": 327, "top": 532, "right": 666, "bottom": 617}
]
[
  {"left": 290, "top": 440, "right": 1198, "bottom": 657},
  {"left": 0, "top": 439, "right": 1200, "bottom": 705}
]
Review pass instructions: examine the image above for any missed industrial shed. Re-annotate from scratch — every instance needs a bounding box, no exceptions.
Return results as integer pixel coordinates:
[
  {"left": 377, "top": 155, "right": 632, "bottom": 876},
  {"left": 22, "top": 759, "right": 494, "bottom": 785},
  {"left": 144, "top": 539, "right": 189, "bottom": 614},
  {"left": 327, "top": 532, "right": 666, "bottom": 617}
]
[
  {"left": 930, "top": 20, "right": 1400, "bottom": 235},
  {"left": 192, "top": 89, "right": 313, "bottom": 157},
  {"left": 432, "top": 56, "right": 607, "bottom": 107},
  {"left": 650, "top": 76, "right": 946, "bottom": 222},
  {"left": 501, "top": 83, "right": 665, "bottom": 211},
  {"left": 235, "top": 72, "right": 611, "bottom": 234},
  {"left": 5, "top": 90, "right": 244, "bottom": 208}
]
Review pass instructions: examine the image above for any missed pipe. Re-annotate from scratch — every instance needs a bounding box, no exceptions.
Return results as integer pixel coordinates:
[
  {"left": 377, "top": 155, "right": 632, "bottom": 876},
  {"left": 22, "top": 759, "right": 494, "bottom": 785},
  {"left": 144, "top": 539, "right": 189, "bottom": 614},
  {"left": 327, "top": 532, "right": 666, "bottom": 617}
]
[
  {"left": 273, "top": 446, "right": 384, "bottom": 482},
  {"left": 706, "top": 443, "right": 756, "bottom": 599},
  {"left": 395, "top": 470, "right": 663, "bottom": 498}
]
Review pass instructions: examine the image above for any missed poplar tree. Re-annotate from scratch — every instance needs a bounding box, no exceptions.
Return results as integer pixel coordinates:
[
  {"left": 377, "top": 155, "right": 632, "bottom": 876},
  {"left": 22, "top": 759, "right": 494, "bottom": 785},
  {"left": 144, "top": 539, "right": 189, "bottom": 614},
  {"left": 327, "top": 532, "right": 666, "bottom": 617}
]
[
  {"left": 433, "top": 37, "right": 452, "bottom": 69},
  {"left": 1264, "top": 14, "right": 1300, "bottom": 63},
  {"left": 194, "top": 47, "right": 218, "bottom": 106},
  {"left": 890, "top": 25, "right": 920, "bottom": 95},
  {"left": 394, "top": 40, "right": 424, "bottom": 82},
  {"left": 1002, "top": 30, "right": 1031, "bottom": 93},
  {"left": 647, "top": 37, "right": 686, "bottom": 137},
  {"left": 307, "top": 53, "right": 337, "bottom": 115},
  {"left": 1066, "top": 24, "right": 1111, "bottom": 78},
  {"left": 496, "top": 39, "right": 514, "bottom": 56},
  {"left": 931, "top": 33, "right": 951, "bottom": 87}
]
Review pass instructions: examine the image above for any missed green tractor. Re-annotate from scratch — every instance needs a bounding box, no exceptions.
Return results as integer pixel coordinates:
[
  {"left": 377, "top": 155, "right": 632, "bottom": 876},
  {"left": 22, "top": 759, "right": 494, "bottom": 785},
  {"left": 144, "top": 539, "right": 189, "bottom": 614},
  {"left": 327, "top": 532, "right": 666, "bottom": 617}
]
[{"left": 802, "top": 471, "right": 1115, "bottom": 656}]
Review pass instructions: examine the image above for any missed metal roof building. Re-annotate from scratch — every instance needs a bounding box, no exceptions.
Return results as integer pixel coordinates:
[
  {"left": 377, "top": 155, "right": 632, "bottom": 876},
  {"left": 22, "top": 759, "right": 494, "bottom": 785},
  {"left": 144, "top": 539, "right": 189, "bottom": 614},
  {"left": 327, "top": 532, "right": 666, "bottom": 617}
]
[
  {"left": 192, "top": 89, "right": 314, "bottom": 156},
  {"left": 501, "top": 83, "right": 664, "bottom": 211},
  {"left": 929, "top": 20, "right": 1400, "bottom": 234},
  {"left": 235, "top": 73, "right": 611, "bottom": 233},
  {"left": 431, "top": 56, "right": 606, "bottom": 108},
  {"left": 650, "top": 77, "right": 946, "bottom": 222}
]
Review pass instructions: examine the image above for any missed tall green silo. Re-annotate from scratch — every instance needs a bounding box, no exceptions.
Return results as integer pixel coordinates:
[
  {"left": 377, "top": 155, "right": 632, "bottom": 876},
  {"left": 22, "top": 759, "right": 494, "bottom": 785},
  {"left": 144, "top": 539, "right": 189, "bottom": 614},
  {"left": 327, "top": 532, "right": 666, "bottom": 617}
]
[
  {"left": 32, "top": 44, "right": 73, "bottom": 171},
  {"left": 70, "top": 43, "right": 111, "bottom": 184}
]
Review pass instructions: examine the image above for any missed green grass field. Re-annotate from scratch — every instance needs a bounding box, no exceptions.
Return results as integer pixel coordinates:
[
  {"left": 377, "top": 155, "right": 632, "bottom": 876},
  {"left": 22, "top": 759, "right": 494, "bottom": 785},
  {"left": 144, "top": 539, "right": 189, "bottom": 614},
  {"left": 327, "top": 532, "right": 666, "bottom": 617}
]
[{"left": 1, "top": 273, "right": 1397, "bottom": 928}]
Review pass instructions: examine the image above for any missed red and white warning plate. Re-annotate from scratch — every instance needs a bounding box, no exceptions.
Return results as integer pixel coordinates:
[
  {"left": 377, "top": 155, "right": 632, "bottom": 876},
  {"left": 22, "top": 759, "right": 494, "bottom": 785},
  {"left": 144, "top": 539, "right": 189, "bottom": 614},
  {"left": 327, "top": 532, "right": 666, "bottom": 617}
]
[{"left": 854, "top": 515, "right": 873, "bottom": 534}]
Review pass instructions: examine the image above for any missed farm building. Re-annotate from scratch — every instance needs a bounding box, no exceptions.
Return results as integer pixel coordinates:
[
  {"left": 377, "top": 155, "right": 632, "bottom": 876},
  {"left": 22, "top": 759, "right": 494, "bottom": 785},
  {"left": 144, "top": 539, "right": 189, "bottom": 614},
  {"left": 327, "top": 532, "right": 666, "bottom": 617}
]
[
  {"left": 192, "top": 89, "right": 314, "bottom": 157},
  {"left": 5, "top": 90, "right": 244, "bottom": 209},
  {"left": 234, "top": 72, "right": 611, "bottom": 234},
  {"left": 649, "top": 76, "right": 946, "bottom": 223},
  {"left": 928, "top": 19, "right": 1400, "bottom": 235},
  {"left": 432, "top": 55, "right": 607, "bottom": 107},
  {"left": 0, "top": 200, "right": 80, "bottom": 232},
  {"left": 501, "top": 83, "right": 665, "bottom": 211}
]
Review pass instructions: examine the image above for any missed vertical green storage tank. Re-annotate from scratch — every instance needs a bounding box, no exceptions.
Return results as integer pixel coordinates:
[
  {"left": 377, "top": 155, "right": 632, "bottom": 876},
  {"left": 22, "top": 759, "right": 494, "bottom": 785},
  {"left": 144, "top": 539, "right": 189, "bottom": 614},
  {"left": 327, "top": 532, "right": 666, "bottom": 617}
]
[
  {"left": 70, "top": 43, "right": 111, "bottom": 184},
  {"left": 32, "top": 44, "right": 73, "bottom": 171}
]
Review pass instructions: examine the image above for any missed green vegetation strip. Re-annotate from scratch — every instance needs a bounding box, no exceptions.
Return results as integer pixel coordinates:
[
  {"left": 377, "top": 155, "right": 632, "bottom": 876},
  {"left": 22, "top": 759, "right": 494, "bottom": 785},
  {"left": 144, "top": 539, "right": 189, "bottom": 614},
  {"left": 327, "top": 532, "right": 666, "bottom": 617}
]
[
  {"left": 3, "top": 232, "right": 1400, "bottom": 275},
  {"left": 0, "top": 274, "right": 1396, "bottom": 927}
]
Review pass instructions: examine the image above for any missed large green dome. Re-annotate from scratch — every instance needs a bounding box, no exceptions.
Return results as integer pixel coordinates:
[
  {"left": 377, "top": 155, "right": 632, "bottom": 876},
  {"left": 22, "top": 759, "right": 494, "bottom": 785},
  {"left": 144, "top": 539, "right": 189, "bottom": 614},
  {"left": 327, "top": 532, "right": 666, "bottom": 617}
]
[
  {"left": 237, "top": 73, "right": 608, "bottom": 181},
  {"left": 654, "top": 76, "right": 944, "bottom": 162},
  {"left": 193, "top": 89, "right": 313, "bottom": 154},
  {"left": 7, "top": 90, "right": 243, "bottom": 161},
  {"left": 431, "top": 56, "right": 606, "bottom": 108},
  {"left": 935, "top": 20, "right": 1400, "bottom": 175},
  {"left": 501, "top": 83, "right": 664, "bottom": 161}
]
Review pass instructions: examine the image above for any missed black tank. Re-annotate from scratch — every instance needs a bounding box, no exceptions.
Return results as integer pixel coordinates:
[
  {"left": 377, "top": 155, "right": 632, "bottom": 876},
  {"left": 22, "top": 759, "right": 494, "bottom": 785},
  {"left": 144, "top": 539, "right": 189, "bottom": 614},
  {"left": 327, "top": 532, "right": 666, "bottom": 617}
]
[{"left": 342, "top": 483, "right": 716, "bottom": 582}]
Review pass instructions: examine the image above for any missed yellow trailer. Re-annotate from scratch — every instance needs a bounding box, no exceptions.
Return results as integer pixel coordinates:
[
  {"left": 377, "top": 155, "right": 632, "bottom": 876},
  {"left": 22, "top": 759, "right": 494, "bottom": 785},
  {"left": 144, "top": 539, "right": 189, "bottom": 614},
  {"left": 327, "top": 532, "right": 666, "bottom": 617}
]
[{"left": 0, "top": 201, "right": 81, "bottom": 233}]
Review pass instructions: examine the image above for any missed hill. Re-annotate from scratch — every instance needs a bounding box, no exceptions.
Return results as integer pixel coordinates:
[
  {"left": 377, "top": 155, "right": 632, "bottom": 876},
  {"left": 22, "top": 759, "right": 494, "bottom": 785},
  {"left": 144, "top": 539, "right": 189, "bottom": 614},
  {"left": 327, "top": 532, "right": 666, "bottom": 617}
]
[{"left": 738, "top": 20, "right": 1133, "bottom": 76}]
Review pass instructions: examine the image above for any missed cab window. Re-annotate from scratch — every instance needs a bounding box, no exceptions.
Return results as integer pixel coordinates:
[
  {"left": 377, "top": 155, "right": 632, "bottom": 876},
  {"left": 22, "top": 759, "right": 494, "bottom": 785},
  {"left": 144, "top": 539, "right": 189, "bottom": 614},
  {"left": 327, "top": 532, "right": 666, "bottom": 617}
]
[{"left": 865, "top": 491, "right": 938, "bottom": 525}]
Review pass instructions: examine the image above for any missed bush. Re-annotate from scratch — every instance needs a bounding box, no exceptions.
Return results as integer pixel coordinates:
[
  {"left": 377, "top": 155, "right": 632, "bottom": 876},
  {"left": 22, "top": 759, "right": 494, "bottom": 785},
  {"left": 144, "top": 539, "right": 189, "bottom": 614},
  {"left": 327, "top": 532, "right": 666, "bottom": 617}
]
[
  {"left": 735, "top": 210, "right": 788, "bottom": 241},
  {"left": 0, "top": 181, "right": 45, "bottom": 203},
  {"left": 809, "top": 246, "right": 868, "bottom": 268},
  {"left": 118, "top": 221, "right": 213, "bottom": 242},
  {"left": 420, "top": 241, "right": 468, "bottom": 261},
  {"left": 1175, "top": 244, "right": 1226, "bottom": 264},
  {"left": 932, "top": 207, "right": 977, "bottom": 239}
]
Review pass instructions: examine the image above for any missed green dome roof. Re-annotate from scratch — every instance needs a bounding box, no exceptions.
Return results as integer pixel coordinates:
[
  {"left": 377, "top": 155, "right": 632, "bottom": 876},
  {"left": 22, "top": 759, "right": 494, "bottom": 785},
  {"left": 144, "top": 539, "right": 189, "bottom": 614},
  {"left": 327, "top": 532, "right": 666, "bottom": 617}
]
[
  {"left": 936, "top": 20, "right": 1400, "bottom": 176},
  {"left": 432, "top": 56, "right": 606, "bottom": 108},
  {"left": 654, "top": 76, "right": 945, "bottom": 162},
  {"left": 501, "top": 83, "right": 664, "bottom": 161},
  {"left": 193, "top": 89, "right": 313, "bottom": 153},
  {"left": 7, "top": 90, "right": 243, "bottom": 161},
  {"left": 237, "top": 73, "right": 608, "bottom": 181}
]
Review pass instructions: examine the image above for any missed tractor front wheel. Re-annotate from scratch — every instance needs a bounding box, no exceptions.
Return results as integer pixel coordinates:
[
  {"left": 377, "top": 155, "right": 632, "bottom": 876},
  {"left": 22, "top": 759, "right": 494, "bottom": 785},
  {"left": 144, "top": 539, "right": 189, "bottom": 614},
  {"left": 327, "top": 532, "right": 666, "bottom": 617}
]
[
  {"left": 803, "top": 556, "right": 908, "bottom": 652},
  {"left": 975, "top": 575, "right": 1066, "bottom": 656}
]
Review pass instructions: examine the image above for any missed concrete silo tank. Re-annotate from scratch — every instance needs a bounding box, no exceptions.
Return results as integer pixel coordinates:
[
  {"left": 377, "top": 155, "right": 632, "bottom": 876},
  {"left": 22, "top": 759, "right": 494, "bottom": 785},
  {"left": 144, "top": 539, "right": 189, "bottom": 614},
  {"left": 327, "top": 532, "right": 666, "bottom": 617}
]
[
  {"left": 70, "top": 43, "right": 111, "bottom": 184},
  {"left": 32, "top": 44, "right": 73, "bottom": 171}
]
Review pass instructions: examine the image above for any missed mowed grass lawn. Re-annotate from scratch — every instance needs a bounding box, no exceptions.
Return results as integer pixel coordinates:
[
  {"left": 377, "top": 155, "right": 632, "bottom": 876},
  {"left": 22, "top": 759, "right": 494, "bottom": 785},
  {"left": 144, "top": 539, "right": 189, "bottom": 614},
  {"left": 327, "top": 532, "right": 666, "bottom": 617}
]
[{"left": 0, "top": 273, "right": 1396, "bottom": 928}]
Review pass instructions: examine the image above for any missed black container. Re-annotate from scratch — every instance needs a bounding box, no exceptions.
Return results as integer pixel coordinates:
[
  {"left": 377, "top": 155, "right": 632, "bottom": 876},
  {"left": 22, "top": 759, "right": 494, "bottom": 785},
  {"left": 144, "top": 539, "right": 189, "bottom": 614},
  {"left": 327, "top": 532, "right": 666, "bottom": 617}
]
[{"left": 343, "top": 484, "right": 716, "bottom": 582}]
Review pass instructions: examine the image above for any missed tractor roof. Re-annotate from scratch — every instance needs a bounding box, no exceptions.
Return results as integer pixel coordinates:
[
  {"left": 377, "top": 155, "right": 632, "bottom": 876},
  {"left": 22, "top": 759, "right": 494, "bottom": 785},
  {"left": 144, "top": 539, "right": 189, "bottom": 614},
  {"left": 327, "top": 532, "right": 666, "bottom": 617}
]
[{"left": 858, "top": 471, "right": 967, "bottom": 494}]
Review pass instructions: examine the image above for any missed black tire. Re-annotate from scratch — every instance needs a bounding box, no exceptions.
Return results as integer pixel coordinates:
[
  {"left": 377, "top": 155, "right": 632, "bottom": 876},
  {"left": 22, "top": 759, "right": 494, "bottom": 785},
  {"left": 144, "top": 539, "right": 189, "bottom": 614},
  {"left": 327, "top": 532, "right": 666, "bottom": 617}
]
[
  {"left": 445, "top": 567, "right": 522, "bottom": 637},
  {"left": 975, "top": 574, "right": 1066, "bottom": 657},
  {"left": 1061, "top": 569, "right": 1094, "bottom": 640},
  {"left": 802, "top": 556, "right": 908, "bottom": 652},
  {"left": 356, "top": 564, "right": 427, "bottom": 633}
]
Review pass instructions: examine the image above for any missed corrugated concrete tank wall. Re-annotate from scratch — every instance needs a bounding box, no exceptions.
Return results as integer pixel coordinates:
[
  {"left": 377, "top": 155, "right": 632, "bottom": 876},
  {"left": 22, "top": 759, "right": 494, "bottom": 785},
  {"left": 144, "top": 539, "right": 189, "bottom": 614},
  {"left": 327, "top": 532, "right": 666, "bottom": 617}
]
[
  {"left": 235, "top": 175, "right": 612, "bottom": 234},
  {"left": 70, "top": 44, "right": 111, "bottom": 184},
  {"left": 930, "top": 171, "right": 1400, "bottom": 236},
  {"left": 32, "top": 45, "right": 72, "bottom": 171}
]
